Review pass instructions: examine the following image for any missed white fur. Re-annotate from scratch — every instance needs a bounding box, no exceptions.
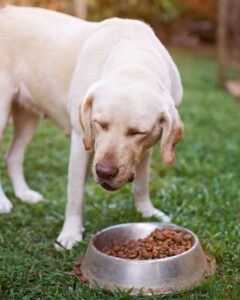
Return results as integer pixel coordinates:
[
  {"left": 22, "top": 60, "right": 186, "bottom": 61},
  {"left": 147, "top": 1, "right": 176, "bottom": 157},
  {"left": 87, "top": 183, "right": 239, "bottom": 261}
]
[{"left": 0, "top": 6, "right": 182, "bottom": 249}]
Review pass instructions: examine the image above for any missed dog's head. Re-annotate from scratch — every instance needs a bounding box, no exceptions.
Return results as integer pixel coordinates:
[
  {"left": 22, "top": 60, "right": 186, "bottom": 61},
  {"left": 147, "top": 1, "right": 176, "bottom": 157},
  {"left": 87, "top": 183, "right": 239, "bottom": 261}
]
[{"left": 80, "top": 69, "right": 183, "bottom": 191}]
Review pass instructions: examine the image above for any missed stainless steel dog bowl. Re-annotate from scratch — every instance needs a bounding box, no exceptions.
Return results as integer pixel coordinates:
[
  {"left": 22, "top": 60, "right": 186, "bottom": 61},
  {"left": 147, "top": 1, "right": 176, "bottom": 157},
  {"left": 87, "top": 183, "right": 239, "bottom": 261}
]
[{"left": 78, "top": 223, "right": 215, "bottom": 295}]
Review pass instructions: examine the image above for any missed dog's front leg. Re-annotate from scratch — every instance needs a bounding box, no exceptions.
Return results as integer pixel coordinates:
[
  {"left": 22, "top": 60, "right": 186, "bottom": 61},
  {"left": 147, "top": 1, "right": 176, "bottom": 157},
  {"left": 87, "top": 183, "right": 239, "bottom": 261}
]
[
  {"left": 133, "top": 150, "right": 171, "bottom": 223},
  {"left": 55, "top": 130, "right": 89, "bottom": 250}
]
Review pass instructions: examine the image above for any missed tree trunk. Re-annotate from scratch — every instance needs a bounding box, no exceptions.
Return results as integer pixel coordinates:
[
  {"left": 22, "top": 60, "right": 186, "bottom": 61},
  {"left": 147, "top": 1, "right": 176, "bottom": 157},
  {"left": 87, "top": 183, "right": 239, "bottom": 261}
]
[
  {"left": 228, "top": 0, "right": 240, "bottom": 60},
  {"left": 217, "top": 0, "right": 227, "bottom": 86},
  {"left": 73, "top": 0, "right": 87, "bottom": 19}
]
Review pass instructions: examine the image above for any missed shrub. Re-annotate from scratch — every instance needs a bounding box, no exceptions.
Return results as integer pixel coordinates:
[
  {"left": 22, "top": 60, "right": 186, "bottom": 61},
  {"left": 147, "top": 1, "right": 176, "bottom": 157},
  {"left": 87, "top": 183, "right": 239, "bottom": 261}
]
[{"left": 86, "top": 0, "right": 186, "bottom": 25}]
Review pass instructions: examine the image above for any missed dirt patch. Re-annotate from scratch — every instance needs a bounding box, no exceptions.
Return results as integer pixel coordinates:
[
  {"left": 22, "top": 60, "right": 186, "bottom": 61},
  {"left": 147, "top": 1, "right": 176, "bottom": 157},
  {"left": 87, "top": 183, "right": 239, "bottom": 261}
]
[{"left": 74, "top": 256, "right": 89, "bottom": 284}]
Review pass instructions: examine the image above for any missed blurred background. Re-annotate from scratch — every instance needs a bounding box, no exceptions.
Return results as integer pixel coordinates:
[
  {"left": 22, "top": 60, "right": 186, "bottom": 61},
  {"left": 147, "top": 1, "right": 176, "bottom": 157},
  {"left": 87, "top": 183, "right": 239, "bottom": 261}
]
[{"left": 1, "top": 0, "right": 239, "bottom": 94}]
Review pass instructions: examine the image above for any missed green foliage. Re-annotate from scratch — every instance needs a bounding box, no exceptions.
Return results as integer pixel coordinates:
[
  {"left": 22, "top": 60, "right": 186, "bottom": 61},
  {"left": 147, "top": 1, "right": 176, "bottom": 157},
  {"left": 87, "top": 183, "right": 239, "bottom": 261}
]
[
  {"left": 8, "top": 0, "right": 186, "bottom": 24},
  {"left": 86, "top": 0, "right": 186, "bottom": 24},
  {"left": 0, "top": 50, "right": 240, "bottom": 299}
]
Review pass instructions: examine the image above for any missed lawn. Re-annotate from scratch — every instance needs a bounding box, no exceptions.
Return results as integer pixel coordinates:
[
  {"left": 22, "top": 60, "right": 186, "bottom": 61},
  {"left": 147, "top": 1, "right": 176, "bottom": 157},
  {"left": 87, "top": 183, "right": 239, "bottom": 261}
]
[{"left": 0, "top": 50, "right": 239, "bottom": 300}]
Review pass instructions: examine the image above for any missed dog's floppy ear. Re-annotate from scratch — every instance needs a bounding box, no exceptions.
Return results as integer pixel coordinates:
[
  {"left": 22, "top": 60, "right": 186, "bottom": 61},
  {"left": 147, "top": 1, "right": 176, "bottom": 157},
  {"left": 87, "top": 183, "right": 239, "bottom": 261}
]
[
  {"left": 79, "top": 93, "right": 94, "bottom": 151},
  {"left": 160, "top": 108, "right": 184, "bottom": 165}
]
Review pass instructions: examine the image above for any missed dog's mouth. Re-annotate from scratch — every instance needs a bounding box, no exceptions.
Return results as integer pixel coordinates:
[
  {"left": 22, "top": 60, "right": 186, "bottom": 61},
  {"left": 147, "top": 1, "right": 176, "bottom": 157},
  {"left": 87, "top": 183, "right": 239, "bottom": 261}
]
[
  {"left": 100, "top": 182, "right": 118, "bottom": 191},
  {"left": 97, "top": 174, "right": 135, "bottom": 192}
]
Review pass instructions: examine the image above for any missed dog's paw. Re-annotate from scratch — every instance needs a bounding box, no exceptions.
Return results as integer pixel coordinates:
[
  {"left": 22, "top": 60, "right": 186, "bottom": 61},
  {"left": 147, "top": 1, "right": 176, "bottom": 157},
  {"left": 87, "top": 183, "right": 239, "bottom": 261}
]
[
  {"left": 138, "top": 205, "right": 171, "bottom": 223},
  {"left": 0, "top": 196, "right": 13, "bottom": 214},
  {"left": 55, "top": 217, "right": 84, "bottom": 250},
  {"left": 151, "top": 208, "right": 171, "bottom": 223},
  {"left": 16, "top": 190, "right": 43, "bottom": 204},
  {"left": 55, "top": 230, "right": 83, "bottom": 250}
]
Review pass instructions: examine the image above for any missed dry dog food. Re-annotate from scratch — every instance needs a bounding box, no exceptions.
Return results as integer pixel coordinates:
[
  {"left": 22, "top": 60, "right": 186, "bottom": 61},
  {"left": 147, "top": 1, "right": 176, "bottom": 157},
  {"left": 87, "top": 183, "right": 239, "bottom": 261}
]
[{"left": 101, "top": 228, "right": 193, "bottom": 259}]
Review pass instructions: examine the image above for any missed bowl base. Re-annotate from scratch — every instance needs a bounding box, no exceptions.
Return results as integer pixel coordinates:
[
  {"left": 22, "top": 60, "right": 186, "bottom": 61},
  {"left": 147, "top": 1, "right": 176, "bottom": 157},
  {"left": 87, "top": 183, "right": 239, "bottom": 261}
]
[{"left": 74, "top": 253, "right": 216, "bottom": 295}]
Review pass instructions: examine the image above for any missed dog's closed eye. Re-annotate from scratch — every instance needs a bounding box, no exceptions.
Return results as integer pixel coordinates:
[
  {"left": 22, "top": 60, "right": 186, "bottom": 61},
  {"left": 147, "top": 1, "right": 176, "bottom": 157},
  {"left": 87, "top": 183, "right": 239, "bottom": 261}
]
[
  {"left": 94, "top": 120, "right": 109, "bottom": 130},
  {"left": 126, "top": 128, "right": 148, "bottom": 136}
]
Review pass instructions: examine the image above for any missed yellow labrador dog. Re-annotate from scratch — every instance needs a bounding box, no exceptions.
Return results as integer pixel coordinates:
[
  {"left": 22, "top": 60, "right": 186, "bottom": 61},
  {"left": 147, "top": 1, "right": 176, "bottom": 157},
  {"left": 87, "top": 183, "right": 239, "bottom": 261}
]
[{"left": 0, "top": 6, "right": 183, "bottom": 249}]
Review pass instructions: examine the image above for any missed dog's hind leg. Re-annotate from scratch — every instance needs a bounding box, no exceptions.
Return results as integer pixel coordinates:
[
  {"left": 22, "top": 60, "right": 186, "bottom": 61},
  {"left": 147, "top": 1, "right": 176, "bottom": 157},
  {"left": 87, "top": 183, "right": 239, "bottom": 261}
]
[
  {"left": 0, "top": 73, "right": 17, "bottom": 213},
  {"left": 6, "top": 102, "right": 43, "bottom": 204}
]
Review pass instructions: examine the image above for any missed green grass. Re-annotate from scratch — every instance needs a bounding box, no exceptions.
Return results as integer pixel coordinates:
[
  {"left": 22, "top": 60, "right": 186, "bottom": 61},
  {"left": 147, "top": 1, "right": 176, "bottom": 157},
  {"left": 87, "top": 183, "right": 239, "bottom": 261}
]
[{"left": 0, "top": 50, "right": 240, "bottom": 300}]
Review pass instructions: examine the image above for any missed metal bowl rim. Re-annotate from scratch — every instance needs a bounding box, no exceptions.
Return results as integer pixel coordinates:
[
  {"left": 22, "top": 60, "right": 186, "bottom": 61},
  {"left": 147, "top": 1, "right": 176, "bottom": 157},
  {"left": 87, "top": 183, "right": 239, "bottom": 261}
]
[{"left": 90, "top": 222, "right": 200, "bottom": 263}]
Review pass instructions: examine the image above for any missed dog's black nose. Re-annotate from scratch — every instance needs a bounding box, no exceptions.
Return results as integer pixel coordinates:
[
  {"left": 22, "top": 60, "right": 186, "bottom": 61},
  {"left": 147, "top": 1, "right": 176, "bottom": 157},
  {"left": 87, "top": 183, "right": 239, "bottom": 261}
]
[{"left": 96, "top": 163, "right": 119, "bottom": 180}]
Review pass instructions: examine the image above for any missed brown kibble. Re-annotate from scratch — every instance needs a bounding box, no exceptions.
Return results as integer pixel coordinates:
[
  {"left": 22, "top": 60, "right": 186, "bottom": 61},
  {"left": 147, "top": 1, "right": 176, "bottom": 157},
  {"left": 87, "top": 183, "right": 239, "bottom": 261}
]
[
  {"left": 183, "top": 234, "right": 192, "bottom": 241},
  {"left": 152, "top": 249, "right": 158, "bottom": 257},
  {"left": 162, "top": 242, "right": 169, "bottom": 250},
  {"left": 159, "top": 234, "right": 167, "bottom": 241},
  {"left": 163, "top": 229, "right": 171, "bottom": 235},
  {"left": 102, "top": 247, "right": 109, "bottom": 252},
  {"left": 146, "top": 244, "right": 153, "bottom": 251},
  {"left": 174, "top": 234, "right": 182, "bottom": 243},
  {"left": 113, "top": 245, "right": 120, "bottom": 251},
  {"left": 100, "top": 228, "right": 193, "bottom": 260},
  {"left": 142, "top": 250, "right": 149, "bottom": 259},
  {"left": 128, "top": 251, "right": 138, "bottom": 259}
]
